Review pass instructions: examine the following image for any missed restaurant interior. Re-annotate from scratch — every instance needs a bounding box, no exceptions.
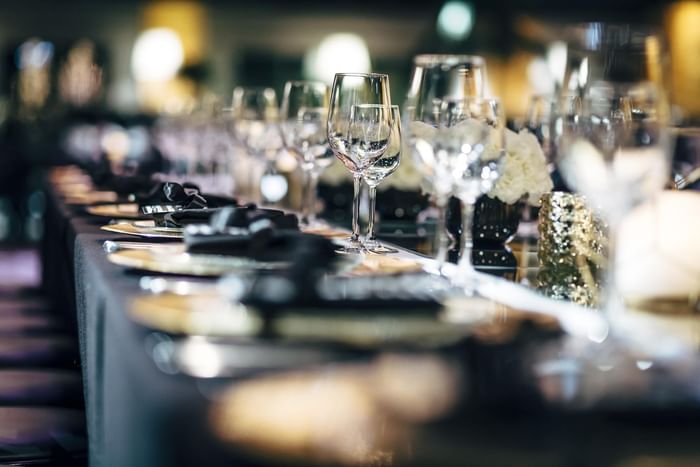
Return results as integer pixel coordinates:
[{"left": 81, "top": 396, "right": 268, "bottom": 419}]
[{"left": 1, "top": 0, "right": 700, "bottom": 466}]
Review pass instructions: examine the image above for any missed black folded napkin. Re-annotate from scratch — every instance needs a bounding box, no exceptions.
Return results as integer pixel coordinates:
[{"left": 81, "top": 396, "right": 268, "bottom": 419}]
[
  {"left": 162, "top": 205, "right": 299, "bottom": 229},
  {"left": 186, "top": 228, "right": 335, "bottom": 264},
  {"left": 135, "top": 181, "right": 237, "bottom": 211},
  {"left": 161, "top": 208, "right": 225, "bottom": 227},
  {"left": 208, "top": 205, "right": 299, "bottom": 231}
]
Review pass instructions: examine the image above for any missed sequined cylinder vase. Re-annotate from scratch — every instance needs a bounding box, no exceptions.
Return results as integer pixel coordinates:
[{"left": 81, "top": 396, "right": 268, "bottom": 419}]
[{"left": 537, "top": 192, "right": 606, "bottom": 307}]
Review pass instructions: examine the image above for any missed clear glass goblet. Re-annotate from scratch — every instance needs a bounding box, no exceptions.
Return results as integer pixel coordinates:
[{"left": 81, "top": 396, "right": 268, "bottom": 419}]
[
  {"left": 279, "top": 81, "right": 334, "bottom": 226},
  {"left": 231, "top": 86, "right": 282, "bottom": 204},
  {"left": 557, "top": 81, "right": 671, "bottom": 321},
  {"left": 403, "top": 54, "right": 487, "bottom": 266},
  {"left": 327, "top": 73, "right": 392, "bottom": 254}
]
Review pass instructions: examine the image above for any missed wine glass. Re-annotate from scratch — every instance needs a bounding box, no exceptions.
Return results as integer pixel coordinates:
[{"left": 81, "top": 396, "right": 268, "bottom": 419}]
[
  {"left": 327, "top": 73, "right": 392, "bottom": 254},
  {"left": 362, "top": 105, "right": 401, "bottom": 254},
  {"left": 231, "top": 86, "right": 282, "bottom": 203},
  {"left": 403, "top": 55, "right": 487, "bottom": 266},
  {"left": 279, "top": 81, "right": 334, "bottom": 226},
  {"left": 562, "top": 23, "right": 665, "bottom": 96},
  {"left": 557, "top": 81, "right": 671, "bottom": 320},
  {"left": 438, "top": 98, "right": 505, "bottom": 282}
]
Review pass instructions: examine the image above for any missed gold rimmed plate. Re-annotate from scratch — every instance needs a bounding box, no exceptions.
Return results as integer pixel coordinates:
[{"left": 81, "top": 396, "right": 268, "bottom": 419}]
[
  {"left": 129, "top": 291, "right": 469, "bottom": 348},
  {"left": 101, "top": 221, "right": 184, "bottom": 239},
  {"left": 107, "top": 249, "right": 287, "bottom": 276},
  {"left": 87, "top": 203, "right": 144, "bottom": 219}
]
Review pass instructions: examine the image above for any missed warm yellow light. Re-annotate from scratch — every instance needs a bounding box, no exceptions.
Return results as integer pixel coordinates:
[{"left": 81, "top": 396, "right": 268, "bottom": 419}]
[
  {"left": 142, "top": 1, "right": 206, "bottom": 64},
  {"left": 666, "top": 2, "right": 700, "bottom": 117}
]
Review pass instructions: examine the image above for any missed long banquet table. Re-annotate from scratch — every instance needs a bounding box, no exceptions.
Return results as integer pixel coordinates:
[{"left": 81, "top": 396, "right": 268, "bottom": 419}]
[{"left": 42, "top": 171, "right": 700, "bottom": 467}]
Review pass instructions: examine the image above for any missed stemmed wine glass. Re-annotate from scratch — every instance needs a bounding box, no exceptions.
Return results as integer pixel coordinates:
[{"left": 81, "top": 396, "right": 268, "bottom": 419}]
[
  {"left": 279, "top": 81, "right": 334, "bottom": 226},
  {"left": 362, "top": 105, "right": 401, "bottom": 254},
  {"left": 231, "top": 86, "right": 282, "bottom": 203},
  {"left": 556, "top": 81, "right": 671, "bottom": 321},
  {"left": 403, "top": 54, "right": 487, "bottom": 266},
  {"left": 327, "top": 73, "right": 393, "bottom": 254},
  {"left": 435, "top": 98, "right": 505, "bottom": 283}
]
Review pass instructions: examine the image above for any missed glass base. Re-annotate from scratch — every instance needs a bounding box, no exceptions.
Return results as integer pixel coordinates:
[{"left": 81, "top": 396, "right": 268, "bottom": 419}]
[
  {"left": 335, "top": 237, "right": 365, "bottom": 255},
  {"left": 363, "top": 240, "right": 398, "bottom": 255}
]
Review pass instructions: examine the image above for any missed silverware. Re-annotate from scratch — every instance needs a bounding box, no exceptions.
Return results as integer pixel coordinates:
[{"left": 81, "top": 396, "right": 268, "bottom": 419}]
[{"left": 102, "top": 240, "right": 182, "bottom": 253}]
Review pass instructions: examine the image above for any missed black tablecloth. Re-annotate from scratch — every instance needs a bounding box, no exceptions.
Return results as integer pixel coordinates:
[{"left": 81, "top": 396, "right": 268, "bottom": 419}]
[
  {"left": 41, "top": 176, "right": 700, "bottom": 467},
  {"left": 42, "top": 185, "right": 264, "bottom": 467}
]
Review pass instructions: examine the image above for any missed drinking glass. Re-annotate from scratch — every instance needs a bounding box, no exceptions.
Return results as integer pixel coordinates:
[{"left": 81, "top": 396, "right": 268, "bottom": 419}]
[
  {"left": 557, "top": 81, "right": 671, "bottom": 320},
  {"left": 439, "top": 98, "right": 505, "bottom": 281},
  {"left": 327, "top": 73, "right": 392, "bottom": 254},
  {"left": 362, "top": 105, "right": 401, "bottom": 254},
  {"left": 279, "top": 81, "right": 334, "bottom": 225},
  {"left": 562, "top": 23, "right": 665, "bottom": 96},
  {"left": 231, "top": 87, "right": 282, "bottom": 203},
  {"left": 403, "top": 54, "right": 487, "bottom": 265}
]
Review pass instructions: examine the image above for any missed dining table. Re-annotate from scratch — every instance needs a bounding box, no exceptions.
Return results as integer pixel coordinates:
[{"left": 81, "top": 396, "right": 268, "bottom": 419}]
[{"left": 41, "top": 166, "right": 700, "bottom": 467}]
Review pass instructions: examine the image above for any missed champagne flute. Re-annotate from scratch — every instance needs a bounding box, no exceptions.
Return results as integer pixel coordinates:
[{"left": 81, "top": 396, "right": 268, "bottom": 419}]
[
  {"left": 403, "top": 54, "right": 487, "bottom": 266},
  {"left": 362, "top": 105, "right": 401, "bottom": 254},
  {"left": 327, "top": 73, "right": 392, "bottom": 254},
  {"left": 279, "top": 81, "right": 334, "bottom": 226},
  {"left": 557, "top": 81, "right": 671, "bottom": 321},
  {"left": 231, "top": 86, "right": 282, "bottom": 203},
  {"left": 439, "top": 98, "right": 505, "bottom": 282}
]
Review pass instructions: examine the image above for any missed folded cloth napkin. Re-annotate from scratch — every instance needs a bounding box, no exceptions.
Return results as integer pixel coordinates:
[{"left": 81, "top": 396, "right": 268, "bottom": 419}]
[
  {"left": 136, "top": 182, "right": 237, "bottom": 210},
  {"left": 161, "top": 208, "right": 225, "bottom": 227},
  {"left": 185, "top": 228, "right": 335, "bottom": 264},
  {"left": 208, "top": 205, "right": 299, "bottom": 230},
  {"left": 162, "top": 205, "right": 299, "bottom": 229}
]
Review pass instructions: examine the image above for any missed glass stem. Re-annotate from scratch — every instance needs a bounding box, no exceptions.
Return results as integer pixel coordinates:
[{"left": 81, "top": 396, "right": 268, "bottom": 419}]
[
  {"left": 366, "top": 184, "right": 378, "bottom": 243},
  {"left": 305, "top": 170, "right": 320, "bottom": 226},
  {"left": 458, "top": 198, "right": 475, "bottom": 272},
  {"left": 435, "top": 193, "right": 449, "bottom": 266},
  {"left": 351, "top": 174, "right": 363, "bottom": 244}
]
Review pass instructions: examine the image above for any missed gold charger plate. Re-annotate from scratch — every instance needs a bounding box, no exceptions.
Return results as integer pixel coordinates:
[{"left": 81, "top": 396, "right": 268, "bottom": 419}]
[
  {"left": 107, "top": 249, "right": 285, "bottom": 276},
  {"left": 130, "top": 292, "right": 261, "bottom": 336},
  {"left": 101, "top": 222, "right": 184, "bottom": 239},
  {"left": 129, "top": 291, "right": 469, "bottom": 347},
  {"left": 87, "top": 203, "right": 144, "bottom": 219}
]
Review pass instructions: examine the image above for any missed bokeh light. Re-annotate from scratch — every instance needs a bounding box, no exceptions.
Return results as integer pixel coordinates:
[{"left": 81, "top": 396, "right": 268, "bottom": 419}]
[
  {"left": 437, "top": 1, "right": 474, "bottom": 41},
  {"left": 131, "top": 28, "right": 184, "bottom": 82},
  {"left": 303, "top": 33, "right": 371, "bottom": 84}
]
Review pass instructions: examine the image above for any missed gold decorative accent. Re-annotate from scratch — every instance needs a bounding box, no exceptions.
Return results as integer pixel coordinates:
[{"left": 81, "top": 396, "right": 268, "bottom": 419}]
[{"left": 537, "top": 192, "right": 606, "bottom": 307}]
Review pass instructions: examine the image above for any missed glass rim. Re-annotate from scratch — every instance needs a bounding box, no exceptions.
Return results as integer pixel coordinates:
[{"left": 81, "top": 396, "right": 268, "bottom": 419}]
[
  {"left": 413, "top": 54, "right": 485, "bottom": 67},
  {"left": 332, "top": 72, "right": 388, "bottom": 79}
]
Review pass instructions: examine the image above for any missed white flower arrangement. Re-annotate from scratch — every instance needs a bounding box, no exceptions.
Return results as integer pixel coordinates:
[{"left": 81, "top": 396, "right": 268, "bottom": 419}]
[{"left": 489, "top": 128, "right": 553, "bottom": 206}]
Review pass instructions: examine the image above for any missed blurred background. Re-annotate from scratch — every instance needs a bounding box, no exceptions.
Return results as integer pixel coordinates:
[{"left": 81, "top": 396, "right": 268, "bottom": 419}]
[{"left": 0, "top": 0, "right": 694, "bottom": 242}]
